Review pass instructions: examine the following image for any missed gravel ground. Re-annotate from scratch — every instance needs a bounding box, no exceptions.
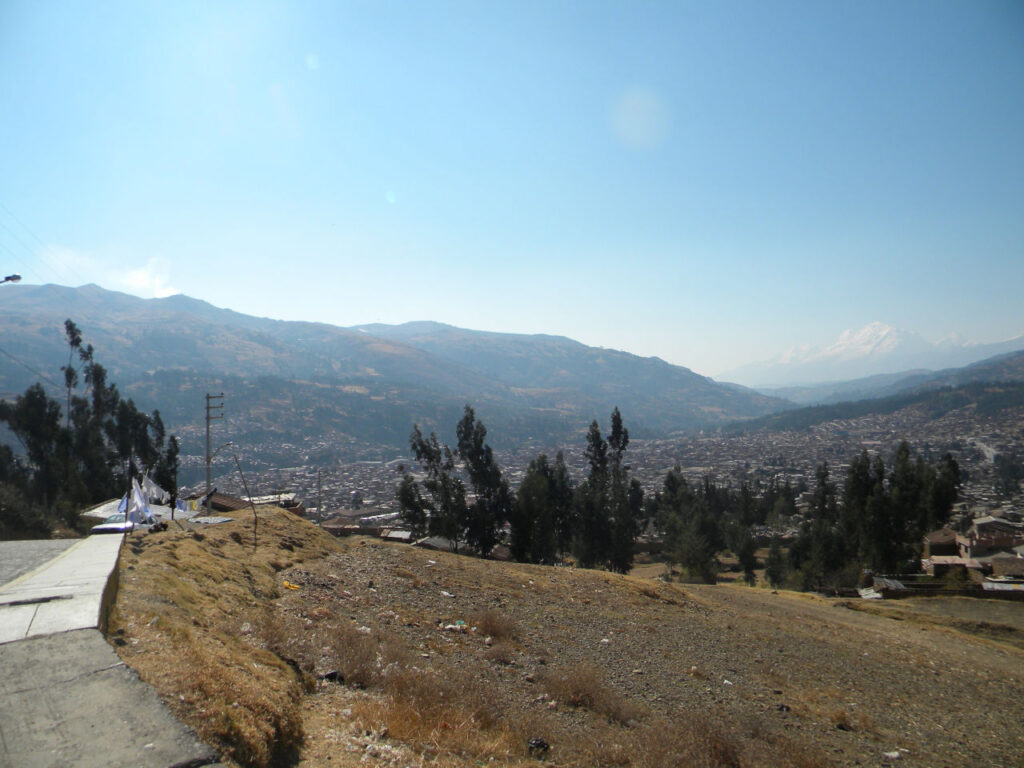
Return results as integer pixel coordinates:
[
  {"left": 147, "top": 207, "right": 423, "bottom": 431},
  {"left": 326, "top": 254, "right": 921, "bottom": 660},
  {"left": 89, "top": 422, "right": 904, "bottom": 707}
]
[{"left": 277, "top": 539, "right": 1024, "bottom": 768}]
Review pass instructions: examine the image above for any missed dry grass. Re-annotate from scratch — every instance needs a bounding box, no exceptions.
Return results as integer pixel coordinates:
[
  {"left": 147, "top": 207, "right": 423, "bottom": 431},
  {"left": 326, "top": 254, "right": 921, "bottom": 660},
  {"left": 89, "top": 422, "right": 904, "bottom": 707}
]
[
  {"left": 483, "top": 640, "right": 515, "bottom": 665},
  {"left": 107, "top": 516, "right": 849, "bottom": 767},
  {"left": 472, "top": 607, "right": 516, "bottom": 639},
  {"left": 107, "top": 507, "right": 346, "bottom": 767},
  {"left": 110, "top": 513, "right": 1023, "bottom": 768},
  {"left": 541, "top": 663, "right": 646, "bottom": 725},
  {"left": 342, "top": 660, "right": 528, "bottom": 763}
]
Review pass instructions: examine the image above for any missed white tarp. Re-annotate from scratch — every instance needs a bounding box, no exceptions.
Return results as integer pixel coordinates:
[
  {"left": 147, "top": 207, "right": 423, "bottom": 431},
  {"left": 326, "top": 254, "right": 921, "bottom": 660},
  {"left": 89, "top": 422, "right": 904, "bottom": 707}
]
[
  {"left": 126, "top": 478, "right": 156, "bottom": 524},
  {"left": 141, "top": 474, "right": 170, "bottom": 504}
]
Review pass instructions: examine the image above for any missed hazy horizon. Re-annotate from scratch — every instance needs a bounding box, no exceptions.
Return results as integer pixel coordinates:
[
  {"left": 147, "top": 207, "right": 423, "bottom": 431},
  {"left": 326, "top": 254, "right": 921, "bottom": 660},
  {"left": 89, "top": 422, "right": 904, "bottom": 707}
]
[
  {"left": 2, "top": 1, "right": 1022, "bottom": 377},
  {"left": 4, "top": 281, "right": 1023, "bottom": 387}
]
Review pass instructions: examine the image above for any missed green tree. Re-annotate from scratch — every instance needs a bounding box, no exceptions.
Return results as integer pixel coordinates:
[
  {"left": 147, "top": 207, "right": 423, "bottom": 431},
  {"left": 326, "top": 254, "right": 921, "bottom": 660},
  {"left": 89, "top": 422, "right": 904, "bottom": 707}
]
[
  {"left": 0, "top": 323, "right": 180, "bottom": 536},
  {"left": 456, "top": 405, "right": 510, "bottom": 556},
  {"left": 512, "top": 454, "right": 557, "bottom": 563},
  {"left": 572, "top": 408, "right": 642, "bottom": 573},
  {"left": 765, "top": 536, "right": 786, "bottom": 588},
  {"left": 735, "top": 527, "right": 758, "bottom": 586},
  {"left": 399, "top": 425, "right": 467, "bottom": 551},
  {"left": 573, "top": 420, "right": 611, "bottom": 568}
]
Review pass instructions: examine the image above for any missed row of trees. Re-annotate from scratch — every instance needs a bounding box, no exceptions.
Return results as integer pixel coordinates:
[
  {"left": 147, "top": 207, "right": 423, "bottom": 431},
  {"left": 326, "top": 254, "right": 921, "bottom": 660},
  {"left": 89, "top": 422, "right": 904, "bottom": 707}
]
[
  {"left": 397, "top": 406, "right": 643, "bottom": 573},
  {"left": 0, "top": 321, "right": 179, "bottom": 538},
  {"left": 787, "top": 443, "right": 961, "bottom": 589},
  {"left": 397, "top": 406, "right": 962, "bottom": 589},
  {"left": 650, "top": 442, "right": 961, "bottom": 588}
]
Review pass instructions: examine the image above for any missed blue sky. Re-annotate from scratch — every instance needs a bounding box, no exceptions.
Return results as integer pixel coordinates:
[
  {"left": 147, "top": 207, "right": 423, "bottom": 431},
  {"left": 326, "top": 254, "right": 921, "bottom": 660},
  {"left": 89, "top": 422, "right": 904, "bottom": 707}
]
[{"left": 1, "top": 0, "right": 1022, "bottom": 377}]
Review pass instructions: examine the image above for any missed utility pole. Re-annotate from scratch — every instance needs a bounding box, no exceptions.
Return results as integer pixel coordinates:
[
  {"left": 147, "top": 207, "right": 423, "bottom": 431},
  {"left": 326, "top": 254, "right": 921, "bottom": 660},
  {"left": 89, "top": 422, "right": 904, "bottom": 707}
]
[
  {"left": 205, "top": 392, "right": 225, "bottom": 513},
  {"left": 317, "top": 467, "right": 322, "bottom": 521}
]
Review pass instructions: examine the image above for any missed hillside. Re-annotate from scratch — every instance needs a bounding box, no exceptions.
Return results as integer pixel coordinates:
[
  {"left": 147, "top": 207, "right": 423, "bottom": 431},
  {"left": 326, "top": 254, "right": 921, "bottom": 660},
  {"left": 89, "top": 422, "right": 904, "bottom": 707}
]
[
  {"left": 0, "top": 284, "right": 785, "bottom": 456},
  {"left": 109, "top": 508, "right": 1024, "bottom": 767},
  {"left": 723, "top": 321, "right": 1024, "bottom": 388},
  {"left": 353, "top": 321, "right": 783, "bottom": 432},
  {"left": 760, "top": 348, "right": 1024, "bottom": 406},
  {"left": 727, "top": 382, "right": 1024, "bottom": 434}
]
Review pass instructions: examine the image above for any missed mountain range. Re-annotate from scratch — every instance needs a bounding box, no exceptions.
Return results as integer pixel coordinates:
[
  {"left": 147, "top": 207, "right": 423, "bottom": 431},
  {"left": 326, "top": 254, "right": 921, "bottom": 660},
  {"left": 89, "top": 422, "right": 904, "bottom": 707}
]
[
  {"left": 722, "top": 321, "right": 1024, "bottom": 388},
  {"left": 2, "top": 285, "right": 1022, "bottom": 465},
  {"left": 0, "top": 284, "right": 783, "bottom": 455}
]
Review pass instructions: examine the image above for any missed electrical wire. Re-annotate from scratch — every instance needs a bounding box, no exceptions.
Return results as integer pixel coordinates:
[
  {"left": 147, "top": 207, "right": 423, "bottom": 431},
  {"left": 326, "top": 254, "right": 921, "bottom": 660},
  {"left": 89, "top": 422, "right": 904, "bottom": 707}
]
[
  {"left": 0, "top": 201, "right": 92, "bottom": 286},
  {"left": 0, "top": 344, "right": 63, "bottom": 390}
]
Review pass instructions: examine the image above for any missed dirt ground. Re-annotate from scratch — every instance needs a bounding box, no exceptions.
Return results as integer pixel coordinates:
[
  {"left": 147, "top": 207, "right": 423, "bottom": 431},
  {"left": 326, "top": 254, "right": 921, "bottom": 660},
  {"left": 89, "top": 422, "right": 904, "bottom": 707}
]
[{"left": 108, "top": 512, "right": 1024, "bottom": 768}]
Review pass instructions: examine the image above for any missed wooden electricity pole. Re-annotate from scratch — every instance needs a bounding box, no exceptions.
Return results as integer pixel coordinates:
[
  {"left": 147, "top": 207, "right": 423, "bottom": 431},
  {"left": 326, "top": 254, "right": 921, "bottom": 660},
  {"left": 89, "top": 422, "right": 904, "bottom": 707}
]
[{"left": 205, "top": 392, "right": 224, "bottom": 513}]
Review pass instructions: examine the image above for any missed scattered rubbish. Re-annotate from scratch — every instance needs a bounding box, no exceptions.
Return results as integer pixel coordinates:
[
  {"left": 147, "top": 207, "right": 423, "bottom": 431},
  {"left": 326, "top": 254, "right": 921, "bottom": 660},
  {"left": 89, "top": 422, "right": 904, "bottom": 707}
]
[
  {"left": 528, "top": 737, "right": 550, "bottom": 757},
  {"left": 441, "top": 590, "right": 454, "bottom": 598},
  {"left": 356, "top": 625, "right": 372, "bottom": 634},
  {"left": 723, "top": 679, "right": 733, "bottom": 686},
  {"left": 282, "top": 580, "right": 300, "bottom": 590},
  {"left": 883, "top": 751, "right": 901, "bottom": 760},
  {"left": 600, "top": 638, "right": 610, "bottom": 645},
  {"left": 632, "top": 669, "right": 643, "bottom": 675},
  {"left": 318, "top": 670, "right": 343, "bottom": 683}
]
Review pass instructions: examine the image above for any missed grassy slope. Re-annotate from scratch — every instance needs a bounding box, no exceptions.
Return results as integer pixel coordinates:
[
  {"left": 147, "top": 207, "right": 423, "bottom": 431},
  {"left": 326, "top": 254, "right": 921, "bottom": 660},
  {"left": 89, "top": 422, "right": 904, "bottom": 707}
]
[{"left": 108, "top": 510, "right": 1024, "bottom": 768}]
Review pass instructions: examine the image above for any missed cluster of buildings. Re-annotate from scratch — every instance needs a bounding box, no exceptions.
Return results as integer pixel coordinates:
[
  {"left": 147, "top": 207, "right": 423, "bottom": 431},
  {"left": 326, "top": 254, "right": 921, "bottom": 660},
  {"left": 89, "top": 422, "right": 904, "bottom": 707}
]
[
  {"left": 922, "top": 513, "right": 1024, "bottom": 586},
  {"left": 176, "top": 393, "right": 1023, "bottom": 587}
]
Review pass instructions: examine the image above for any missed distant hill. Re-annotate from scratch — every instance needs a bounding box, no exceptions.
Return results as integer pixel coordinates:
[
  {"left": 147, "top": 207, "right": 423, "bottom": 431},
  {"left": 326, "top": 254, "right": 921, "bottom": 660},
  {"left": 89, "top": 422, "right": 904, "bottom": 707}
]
[
  {"left": 350, "top": 321, "right": 783, "bottom": 434},
  {"left": 0, "top": 285, "right": 786, "bottom": 459},
  {"left": 722, "top": 321, "right": 1024, "bottom": 388},
  {"left": 727, "top": 381, "right": 1024, "bottom": 434},
  {"left": 758, "top": 348, "right": 1024, "bottom": 406}
]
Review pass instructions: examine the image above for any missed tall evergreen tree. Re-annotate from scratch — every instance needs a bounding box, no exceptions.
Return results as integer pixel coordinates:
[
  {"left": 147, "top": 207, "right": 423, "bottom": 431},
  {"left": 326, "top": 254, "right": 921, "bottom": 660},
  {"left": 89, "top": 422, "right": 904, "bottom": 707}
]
[
  {"left": 571, "top": 408, "right": 642, "bottom": 573},
  {"left": 456, "top": 405, "right": 510, "bottom": 556},
  {"left": 573, "top": 420, "right": 611, "bottom": 568},
  {"left": 399, "top": 425, "right": 467, "bottom": 551},
  {"left": 0, "top": 322, "right": 180, "bottom": 534}
]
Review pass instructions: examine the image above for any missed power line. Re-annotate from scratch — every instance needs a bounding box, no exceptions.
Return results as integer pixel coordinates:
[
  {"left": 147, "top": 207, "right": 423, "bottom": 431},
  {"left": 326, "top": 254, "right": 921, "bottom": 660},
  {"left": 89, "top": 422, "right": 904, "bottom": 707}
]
[
  {"left": 0, "top": 200, "right": 92, "bottom": 286},
  {"left": 0, "top": 344, "right": 62, "bottom": 390},
  {"left": 0, "top": 220, "right": 46, "bottom": 284}
]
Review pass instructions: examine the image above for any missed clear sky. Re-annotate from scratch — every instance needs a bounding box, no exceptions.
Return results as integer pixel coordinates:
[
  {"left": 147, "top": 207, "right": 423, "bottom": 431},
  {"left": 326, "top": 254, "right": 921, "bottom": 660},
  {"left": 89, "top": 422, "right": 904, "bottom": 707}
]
[{"left": 1, "top": 0, "right": 1022, "bottom": 378}]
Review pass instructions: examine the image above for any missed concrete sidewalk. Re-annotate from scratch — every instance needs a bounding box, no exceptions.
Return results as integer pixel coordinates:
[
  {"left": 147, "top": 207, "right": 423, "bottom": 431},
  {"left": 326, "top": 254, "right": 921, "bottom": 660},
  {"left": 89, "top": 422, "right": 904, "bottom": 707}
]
[
  {"left": 0, "top": 536, "right": 221, "bottom": 767},
  {"left": 0, "top": 629, "right": 218, "bottom": 768},
  {"left": 0, "top": 535, "right": 123, "bottom": 644}
]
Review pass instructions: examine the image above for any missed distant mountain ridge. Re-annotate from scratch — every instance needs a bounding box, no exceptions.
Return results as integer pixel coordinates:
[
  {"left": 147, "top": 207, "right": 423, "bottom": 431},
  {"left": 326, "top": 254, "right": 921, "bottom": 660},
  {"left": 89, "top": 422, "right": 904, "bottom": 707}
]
[
  {"left": 0, "top": 284, "right": 785, "bottom": 458},
  {"left": 760, "top": 348, "right": 1024, "bottom": 406},
  {"left": 722, "top": 321, "right": 1024, "bottom": 388}
]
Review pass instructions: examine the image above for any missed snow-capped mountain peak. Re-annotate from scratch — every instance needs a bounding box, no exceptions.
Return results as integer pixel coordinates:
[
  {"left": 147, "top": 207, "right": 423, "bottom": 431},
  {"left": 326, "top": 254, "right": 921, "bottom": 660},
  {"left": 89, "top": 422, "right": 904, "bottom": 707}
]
[
  {"left": 820, "top": 323, "right": 929, "bottom": 361},
  {"left": 720, "top": 322, "right": 1024, "bottom": 388}
]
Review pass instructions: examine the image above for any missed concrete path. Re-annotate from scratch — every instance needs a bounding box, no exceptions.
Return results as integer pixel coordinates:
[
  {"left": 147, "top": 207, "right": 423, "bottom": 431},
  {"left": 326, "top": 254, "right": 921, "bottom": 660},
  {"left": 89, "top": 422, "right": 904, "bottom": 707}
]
[
  {"left": 0, "top": 536, "right": 221, "bottom": 767},
  {"left": 0, "top": 535, "right": 123, "bottom": 644},
  {"left": 0, "top": 540, "right": 77, "bottom": 586},
  {"left": 0, "top": 630, "right": 218, "bottom": 768}
]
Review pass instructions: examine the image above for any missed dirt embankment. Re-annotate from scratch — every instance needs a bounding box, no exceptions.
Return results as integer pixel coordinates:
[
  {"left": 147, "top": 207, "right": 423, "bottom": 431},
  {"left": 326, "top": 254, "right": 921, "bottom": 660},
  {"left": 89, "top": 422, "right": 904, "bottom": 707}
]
[{"left": 109, "top": 509, "right": 1024, "bottom": 768}]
